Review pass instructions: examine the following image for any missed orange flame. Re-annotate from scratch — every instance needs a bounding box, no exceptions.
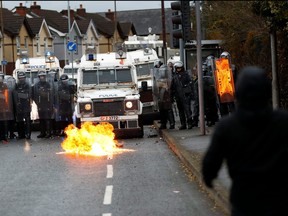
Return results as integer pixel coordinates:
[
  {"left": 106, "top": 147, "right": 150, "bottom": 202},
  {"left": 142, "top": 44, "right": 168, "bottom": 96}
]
[{"left": 61, "top": 122, "right": 119, "bottom": 156}]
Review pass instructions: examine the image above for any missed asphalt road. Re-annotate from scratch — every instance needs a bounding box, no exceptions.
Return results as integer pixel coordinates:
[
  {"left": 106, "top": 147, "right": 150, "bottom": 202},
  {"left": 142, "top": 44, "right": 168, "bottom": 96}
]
[{"left": 0, "top": 126, "right": 225, "bottom": 216}]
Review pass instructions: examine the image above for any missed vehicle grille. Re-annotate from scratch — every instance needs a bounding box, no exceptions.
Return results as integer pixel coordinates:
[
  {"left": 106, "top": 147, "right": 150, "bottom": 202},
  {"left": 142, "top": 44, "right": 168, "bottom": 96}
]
[{"left": 93, "top": 100, "right": 124, "bottom": 116}]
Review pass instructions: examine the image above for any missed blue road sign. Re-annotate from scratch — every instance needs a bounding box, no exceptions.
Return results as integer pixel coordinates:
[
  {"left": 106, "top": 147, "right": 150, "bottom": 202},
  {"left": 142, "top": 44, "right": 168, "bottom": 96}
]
[
  {"left": 67, "top": 41, "right": 77, "bottom": 52},
  {"left": 1, "top": 60, "right": 7, "bottom": 65}
]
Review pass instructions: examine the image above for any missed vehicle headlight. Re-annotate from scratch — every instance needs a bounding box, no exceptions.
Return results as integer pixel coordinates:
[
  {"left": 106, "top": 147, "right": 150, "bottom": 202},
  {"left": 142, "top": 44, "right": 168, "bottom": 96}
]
[
  {"left": 85, "top": 103, "right": 92, "bottom": 111},
  {"left": 126, "top": 101, "right": 133, "bottom": 109},
  {"left": 125, "top": 100, "right": 139, "bottom": 111},
  {"left": 79, "top": 102, "right": 93, "bottom": 113}
]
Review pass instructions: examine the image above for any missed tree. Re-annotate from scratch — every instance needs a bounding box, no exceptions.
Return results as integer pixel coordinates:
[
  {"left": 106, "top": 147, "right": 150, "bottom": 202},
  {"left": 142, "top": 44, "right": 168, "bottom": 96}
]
[{"left": 200, "top": 1, "right": 288, "bottom": 109}]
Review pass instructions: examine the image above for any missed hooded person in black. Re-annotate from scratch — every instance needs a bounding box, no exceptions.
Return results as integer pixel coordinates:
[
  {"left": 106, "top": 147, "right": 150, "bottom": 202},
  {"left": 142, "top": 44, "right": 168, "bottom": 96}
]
[{"left": 202, "top": 66, "right": 288, "bottom": 216}]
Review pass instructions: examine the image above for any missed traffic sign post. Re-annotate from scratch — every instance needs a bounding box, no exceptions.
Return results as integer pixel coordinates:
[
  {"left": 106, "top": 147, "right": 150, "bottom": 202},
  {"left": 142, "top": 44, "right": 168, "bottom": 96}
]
[{"left": 67, "top": 42, "right": 77, "bottom": 79}]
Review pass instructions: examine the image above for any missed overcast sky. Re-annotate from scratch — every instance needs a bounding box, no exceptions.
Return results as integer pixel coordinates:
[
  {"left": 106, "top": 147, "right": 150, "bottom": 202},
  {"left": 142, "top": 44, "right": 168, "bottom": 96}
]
[{"left": 2, "top": 1, "right": 173, "bottom": 12}]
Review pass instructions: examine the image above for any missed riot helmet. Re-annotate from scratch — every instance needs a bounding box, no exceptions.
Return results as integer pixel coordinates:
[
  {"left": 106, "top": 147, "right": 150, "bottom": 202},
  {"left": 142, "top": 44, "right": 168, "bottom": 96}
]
[
  {"left": 17, "top": 71, "right": 26, "bottom": 84},
  {"left": 174, "top": 61, "right": 184, "bottom": 73},
  {"left": 154, "top": 60, "right": 163, "bottom": 68},
  {"left": 220, "top": 51, "right": 230, "bottom": 59},
  {"left": 60, "top": 74, "right": 69, "bottom": 84},
  {"left": 60, "top": 74, "right": 69, "bottom": 81},
  {"left": 17, "top": 71, "right": 26, "bottom": 79},
  {"left": 38, "top": 70, "right": 47, "bottom": 82}
]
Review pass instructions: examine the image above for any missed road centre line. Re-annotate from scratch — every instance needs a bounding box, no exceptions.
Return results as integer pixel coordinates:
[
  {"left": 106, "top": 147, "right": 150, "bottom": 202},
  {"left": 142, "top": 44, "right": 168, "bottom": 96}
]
[
  {"left": 103, "top": 185, "right": 113, "bottom": 205},
  {"left": 107, "top": 165, "right": 113, "bottom": 178}
]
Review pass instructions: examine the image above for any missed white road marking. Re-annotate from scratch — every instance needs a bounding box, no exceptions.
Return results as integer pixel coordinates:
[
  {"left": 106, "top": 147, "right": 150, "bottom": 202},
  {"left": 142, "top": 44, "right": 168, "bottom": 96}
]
[
  {"left": 103, "top": 185, "right": 113, "bottom": 205},
  {"left": 102, "top": 213, "right": 112, "bottom": 216},
  {"left": 107, "top": 165, "right": 113, "bottom": 178}
]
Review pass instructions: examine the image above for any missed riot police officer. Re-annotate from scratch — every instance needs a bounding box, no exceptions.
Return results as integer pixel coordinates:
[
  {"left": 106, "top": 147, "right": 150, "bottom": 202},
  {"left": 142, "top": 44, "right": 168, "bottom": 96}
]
[
  {"left": 32, "top": 70, "right": 54, "bottom": 138},
  {"left": 154, "top": 64, "right": 175, "bottom": 129},
  {"left": 13, "top": 71, "right": 32, "bottom": 139},
  {"left": 154, "top": 59, "right": 163, "bottom": 69},
  {"left": 171, "top": 61, "right": 194, "bottom": 130},
  {"left": 54, "top": 74, "right": 76, "bottom": 136}
]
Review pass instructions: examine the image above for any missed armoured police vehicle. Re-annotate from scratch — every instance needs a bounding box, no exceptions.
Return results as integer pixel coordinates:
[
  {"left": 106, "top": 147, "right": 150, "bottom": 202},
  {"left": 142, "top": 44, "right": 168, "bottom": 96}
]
[
  {"left": 124, "top": 33, "right": 163, "bottom": 124},
  {"left": 75, "top": 51, "right": 143, "bottom": 138}
]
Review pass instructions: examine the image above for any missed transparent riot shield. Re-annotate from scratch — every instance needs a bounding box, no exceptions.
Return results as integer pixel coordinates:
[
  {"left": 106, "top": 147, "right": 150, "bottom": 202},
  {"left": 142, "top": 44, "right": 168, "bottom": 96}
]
[
  {"left": 54, "top": 79, "right": 75, "bottom": 122},
  {"left": 154, "top": 66, "right": 172, "bottom": 110},
  {"left": 13, "top": 76, "right": 33, "bottom": 122},
  {"left": 32, "top": 75, "right": 54, "bottom": 119}
]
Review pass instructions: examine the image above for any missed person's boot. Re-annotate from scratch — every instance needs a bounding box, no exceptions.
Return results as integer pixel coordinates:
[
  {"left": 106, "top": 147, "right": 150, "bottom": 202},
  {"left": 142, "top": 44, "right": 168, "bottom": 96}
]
[
  {"left": 179, "top": 112, "right": 187, "bottom": 130},
  {"left": 168, "top": 109, "right": 175, "bottom": 129},
  {"left": 187, "top": 119, "right": 193, "bottom": 129},
  {"left": 25, "top": 120, "right": 31, "bottom": 139},
  {"left": 179, "top": 125, "right": 187, "bottom": 130},
  {"left": 37, "top": 120, "right": 46, "bottom": 138},
  {"left": 45, "top": 120, "right": 52, "bottom": 138},
  {"left": 191, "top": 117, "right": 199, "bottom": 127}
]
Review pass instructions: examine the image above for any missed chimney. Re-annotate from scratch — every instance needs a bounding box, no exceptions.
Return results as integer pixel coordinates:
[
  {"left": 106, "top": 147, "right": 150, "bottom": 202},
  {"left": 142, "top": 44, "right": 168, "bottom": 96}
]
[
  {"left": 30, "top": 2, "right": 41, "bottom": 16},
  {"left": 61, "top": 9, "right": 75, "bottom": 21},
  {"left": 15, "top": 3, "right": 27, "bottom": 17},
  {"left": 105, "top": 9, "right": 114, "bottom": 21},
  {"left": 77, "top": 4, "right": 86, "bottom": 17}
]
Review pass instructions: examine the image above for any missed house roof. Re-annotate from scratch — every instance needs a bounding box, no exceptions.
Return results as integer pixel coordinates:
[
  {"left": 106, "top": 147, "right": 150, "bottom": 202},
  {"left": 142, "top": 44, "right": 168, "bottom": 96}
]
[
  {"left": 0, "top": 8, "right": 26, "bottom": 36},
  {"left": 76, "top": 12, "right": 115, "bottom": 37},
  {"left": 25, "top": 17, "right": 44, "bottom": 37},
  {"left": 100, "top": 8, "right": 173, "bottom": 36},
  {"left": 118, "top": 21, "right": 136, "bottom": 39}
]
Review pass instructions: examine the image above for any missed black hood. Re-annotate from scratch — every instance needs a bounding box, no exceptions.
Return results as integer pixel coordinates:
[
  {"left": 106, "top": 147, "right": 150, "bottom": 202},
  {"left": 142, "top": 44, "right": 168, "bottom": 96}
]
[{"left": 235, "top": 66, "right": 271, "bottom": 111}]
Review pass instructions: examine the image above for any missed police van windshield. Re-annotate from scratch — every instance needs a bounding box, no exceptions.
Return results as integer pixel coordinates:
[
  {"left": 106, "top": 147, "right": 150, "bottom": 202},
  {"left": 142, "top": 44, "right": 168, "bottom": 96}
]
[
  {"left": 82, "top": 68, "right": 132, "bottom": 85},
  {"left": 136, "top": 63, "right": 153, "bottom": 77}
]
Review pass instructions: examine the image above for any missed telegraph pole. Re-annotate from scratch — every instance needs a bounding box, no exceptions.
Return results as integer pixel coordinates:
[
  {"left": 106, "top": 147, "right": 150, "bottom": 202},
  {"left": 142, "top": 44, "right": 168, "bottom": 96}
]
[
  {"left": 195, "top": 1, "right": 205, "bottom": 135},
  {"left": 0, "top": 0, "right": 4, "bottom": 73},
  {"left": 161, "top": 0, "right": 167, "bottom": 63}
]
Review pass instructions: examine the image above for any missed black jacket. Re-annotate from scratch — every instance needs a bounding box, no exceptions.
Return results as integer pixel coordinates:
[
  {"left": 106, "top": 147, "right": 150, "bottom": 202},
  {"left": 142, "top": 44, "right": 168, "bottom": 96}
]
[{"left": 202, "top": 66, "right": 288, "bottom": 215}]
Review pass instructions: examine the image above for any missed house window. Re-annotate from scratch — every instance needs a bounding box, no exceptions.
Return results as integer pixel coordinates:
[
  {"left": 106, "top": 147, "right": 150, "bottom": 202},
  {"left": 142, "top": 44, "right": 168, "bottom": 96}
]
[
  {"left": 16, "top": 36, "right": 20, "bottom": 54},
  {"left": 44, "top": 37, "right": 48, "bottom": 50},
  {"left": 91, "top": 37, "right": 94, "bottom": 46},
  {"left": 36, "top": 37, "right": 40, "bottom": 54},
  {"left": 24, "top": 37, "right": 28, "bottom": 49}
]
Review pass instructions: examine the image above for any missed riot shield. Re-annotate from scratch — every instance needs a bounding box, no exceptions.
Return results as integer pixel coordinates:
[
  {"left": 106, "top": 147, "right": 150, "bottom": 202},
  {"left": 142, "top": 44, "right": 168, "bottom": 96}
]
[
  {"left": 213, "top": 58, "right": 236, "bottom": 103},
  {"left": 0, "top": 76, "right": 15, "bottom": 121},
  {"left": 154, "top": 66, "right": 173, "bottom": 110},
  {"left": 32, "top": 77, "right": 54, "bottom": 119},
  {"left": 13, "top": 77, "right": 32, "bottom": 122},
  {"left": 54, "top": 79, "right": 75, "bottom": 122}
]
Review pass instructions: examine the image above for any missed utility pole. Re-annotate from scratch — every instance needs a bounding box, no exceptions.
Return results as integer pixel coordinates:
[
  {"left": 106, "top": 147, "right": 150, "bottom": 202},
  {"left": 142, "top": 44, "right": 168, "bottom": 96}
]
[
  {"left": 161, "top": 0, "right": 167, "bottom": 63},
  {"left": 114, "top": 0, "right": 117, "bottom": 44},
  {"left": 0, "top": 0, "right": 4, "bottom": 73},
  {"left": 195, "top": 1, "right": 205, "bottom": 135}
]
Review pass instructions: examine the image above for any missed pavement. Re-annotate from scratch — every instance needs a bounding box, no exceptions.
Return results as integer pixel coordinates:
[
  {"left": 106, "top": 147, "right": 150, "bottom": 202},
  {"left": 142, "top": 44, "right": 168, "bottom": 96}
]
[{"left": 153, "top": 118, "right": 231, "bottom": 215}]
